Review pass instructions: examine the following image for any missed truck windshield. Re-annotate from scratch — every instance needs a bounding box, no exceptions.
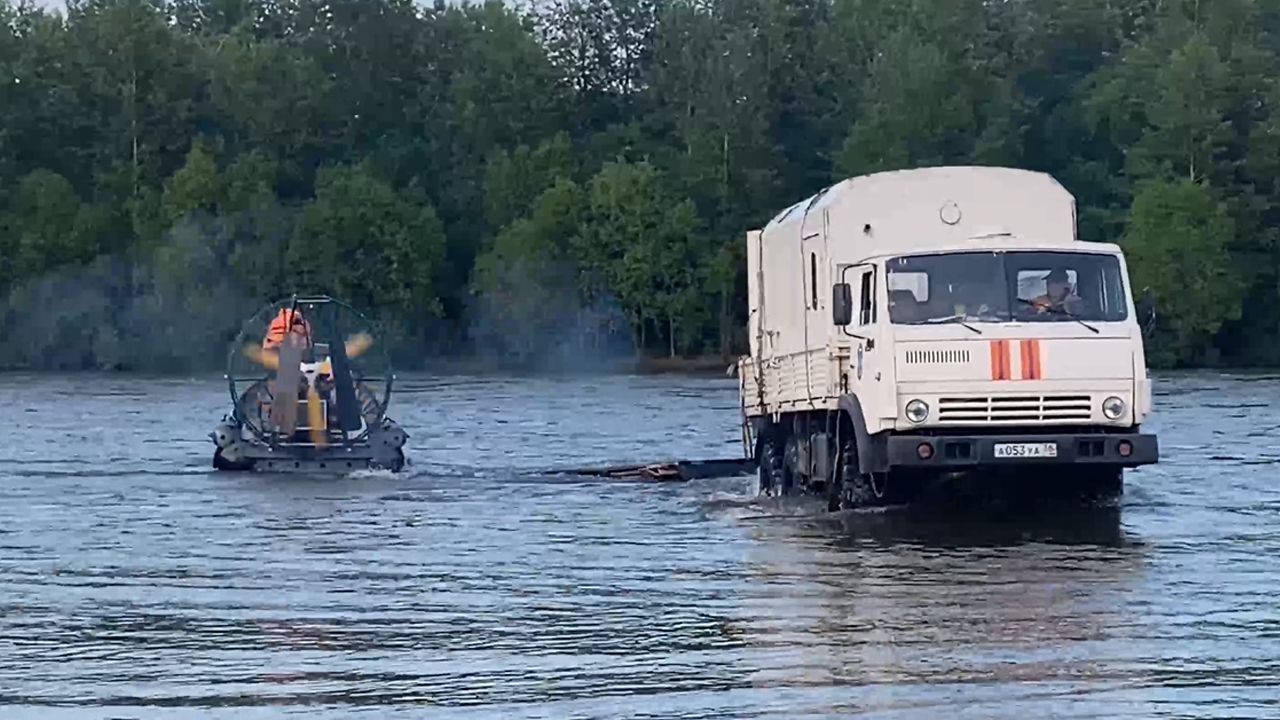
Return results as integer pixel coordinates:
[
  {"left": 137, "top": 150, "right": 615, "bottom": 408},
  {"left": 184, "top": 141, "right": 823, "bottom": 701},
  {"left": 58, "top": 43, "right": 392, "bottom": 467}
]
[{"left": 886, "top": 251, "right": 1129, "bottom": 324}]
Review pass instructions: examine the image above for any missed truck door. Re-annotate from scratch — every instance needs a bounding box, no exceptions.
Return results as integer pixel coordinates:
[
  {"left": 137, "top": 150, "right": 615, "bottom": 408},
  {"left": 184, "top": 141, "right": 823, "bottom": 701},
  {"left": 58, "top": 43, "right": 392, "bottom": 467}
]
[{"left": 843, "top": 264, "right": 887, "bottom": 421}]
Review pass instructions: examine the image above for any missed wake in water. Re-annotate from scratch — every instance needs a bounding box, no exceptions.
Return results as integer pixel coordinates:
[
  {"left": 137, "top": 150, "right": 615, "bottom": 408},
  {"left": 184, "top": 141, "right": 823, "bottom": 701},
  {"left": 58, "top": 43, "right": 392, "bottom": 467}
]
[{"left": 345, "top": 467, "right": 399, "bottom": 481}]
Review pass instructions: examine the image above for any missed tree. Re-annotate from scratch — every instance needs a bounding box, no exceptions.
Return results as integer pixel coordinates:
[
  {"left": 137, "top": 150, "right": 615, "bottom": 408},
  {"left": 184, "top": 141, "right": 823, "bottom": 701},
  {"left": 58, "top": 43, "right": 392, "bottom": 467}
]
[
  {"left": 4, "top": 170, "right": 100, "bottom": 280},
  {"left": 288, "top": 164, "right": 447, "bottom": 345},
  {"left": 162, "top": 139, "right": 222, "bottom": 224},
  {"left": 837, "top": 26, "right": 1021, "bottom": 176},
  {"left": 482, "top": 132, "right": 575, "bottom": 231},
  {"left": 9, "top": 0, "right": 1280, "bottom": 370},
  {"left": 471, "top": 179, "right": 601, "bottom": 365},
  {"left": 1122, "top": 179, "right": 1241, "bottom": 366},
  {"left": 574, "top": 161, "right": 704, "bottom": 356}
]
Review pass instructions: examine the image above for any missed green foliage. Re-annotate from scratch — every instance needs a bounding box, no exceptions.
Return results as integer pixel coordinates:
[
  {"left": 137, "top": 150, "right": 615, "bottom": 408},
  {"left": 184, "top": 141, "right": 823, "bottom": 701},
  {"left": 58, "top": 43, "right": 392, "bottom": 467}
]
[
  {"left": 1123, "top": 179, "right": 1241, "bottom": 366},
  {"left": 2, "top": 0, "right": 1280, "bottom": 370},
  {"left": 839, "top": 32, "right": 987, "bottom": 175},
  {"left": 470, "top": 179, "right": 600, "bottom": 365},
  {"left": 482, "top": 133, "right": 575, "bottom": 231},
  {"left": 5, "top": 170, "right": 102, "bottom": 278},
  {"left": 573, "top": 161, "right": 705, "bottom": 355},
  {"left": 289, "top": 164, "right": 446, "bottom": 324},
  {"left": 163, "top": 139, "right": 221, "bottom": 223}
]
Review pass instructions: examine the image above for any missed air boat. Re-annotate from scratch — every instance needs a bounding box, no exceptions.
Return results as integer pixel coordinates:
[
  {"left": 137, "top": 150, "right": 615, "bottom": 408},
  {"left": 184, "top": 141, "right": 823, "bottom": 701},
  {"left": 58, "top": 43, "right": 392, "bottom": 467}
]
[{"left": 209, "top": 295, "right": 408, "bottom": 473}]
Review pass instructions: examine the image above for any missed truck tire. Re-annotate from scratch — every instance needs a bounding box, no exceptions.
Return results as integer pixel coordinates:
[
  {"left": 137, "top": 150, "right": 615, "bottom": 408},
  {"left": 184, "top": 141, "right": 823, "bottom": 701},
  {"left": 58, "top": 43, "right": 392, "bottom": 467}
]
[
  {"left": 829, "top": 432, "right": 875, "bottom": 511},
  {"left": 757, "top": 431, "right": 785, "bottom": 497},
  {"left": 782, "top": 436, "right": 801, "bottom": 495}
]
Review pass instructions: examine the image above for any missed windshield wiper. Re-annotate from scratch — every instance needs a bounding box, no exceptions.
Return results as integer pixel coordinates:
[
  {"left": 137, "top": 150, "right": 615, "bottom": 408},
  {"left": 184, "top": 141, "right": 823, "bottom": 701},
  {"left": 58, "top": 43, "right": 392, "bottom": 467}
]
[
  {"left": 909, "top": 314, "right": 983, "bottom": 334},
  {"left": 1017, "top": 298, "right": 1100, "bottom": 334}
]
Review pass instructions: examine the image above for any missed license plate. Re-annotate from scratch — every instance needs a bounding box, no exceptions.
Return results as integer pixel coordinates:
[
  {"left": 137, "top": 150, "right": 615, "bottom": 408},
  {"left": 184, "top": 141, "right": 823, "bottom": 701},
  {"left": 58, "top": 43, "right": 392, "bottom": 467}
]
[{"left": 993, "top": 442, "right": 1058, "bottom": 459}]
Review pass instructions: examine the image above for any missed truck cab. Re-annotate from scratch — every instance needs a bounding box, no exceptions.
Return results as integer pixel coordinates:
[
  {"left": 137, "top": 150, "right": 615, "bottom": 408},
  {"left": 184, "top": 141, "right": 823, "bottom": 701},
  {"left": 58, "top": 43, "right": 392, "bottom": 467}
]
[{"left": 738, "top": 166, "right": 1158, "bottom": 510}]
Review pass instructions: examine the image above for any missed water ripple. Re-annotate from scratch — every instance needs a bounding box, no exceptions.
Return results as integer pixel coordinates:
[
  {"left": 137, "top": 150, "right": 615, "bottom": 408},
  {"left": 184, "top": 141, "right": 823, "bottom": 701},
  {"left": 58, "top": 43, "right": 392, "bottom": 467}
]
[{"left": 0, "top": 372, "right": 1277, "bottom": 718}]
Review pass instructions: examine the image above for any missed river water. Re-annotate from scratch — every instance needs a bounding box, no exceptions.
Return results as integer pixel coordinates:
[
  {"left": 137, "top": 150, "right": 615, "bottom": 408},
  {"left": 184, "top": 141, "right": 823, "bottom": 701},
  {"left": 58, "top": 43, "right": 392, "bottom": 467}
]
[{"left": 0, "top": 371, "right": 1277, "bottom": 719}]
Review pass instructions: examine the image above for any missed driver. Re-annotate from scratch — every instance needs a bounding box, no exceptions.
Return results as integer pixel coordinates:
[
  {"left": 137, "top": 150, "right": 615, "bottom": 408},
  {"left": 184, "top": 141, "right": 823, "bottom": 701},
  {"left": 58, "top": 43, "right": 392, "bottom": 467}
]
[
  {"left": 1028, "top": 268, "right": 1082, "bottom": 314},
  {"left": 262, "top": 307, "right": 312, "bottom": 350}
]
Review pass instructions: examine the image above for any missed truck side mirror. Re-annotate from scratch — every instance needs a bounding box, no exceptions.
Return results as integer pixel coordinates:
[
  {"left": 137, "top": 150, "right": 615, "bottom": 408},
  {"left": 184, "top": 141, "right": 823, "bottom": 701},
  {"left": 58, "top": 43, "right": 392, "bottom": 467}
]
[
  {"left": 832, "top": 283, "right": 853, "bottom": 326},
  {"left": 1135, "top": 287, "right": 1157, "bottom": 335}
]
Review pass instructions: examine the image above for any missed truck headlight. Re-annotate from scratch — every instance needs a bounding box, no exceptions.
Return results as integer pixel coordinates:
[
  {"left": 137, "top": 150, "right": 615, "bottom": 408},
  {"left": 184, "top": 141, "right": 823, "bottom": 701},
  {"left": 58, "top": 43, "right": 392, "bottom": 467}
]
[
  {"left": 905, "top": 399, "right": 929, "bottom": 424},
  {"left": 1102, "top": 396, "right": 1126, "bottom": 420}
]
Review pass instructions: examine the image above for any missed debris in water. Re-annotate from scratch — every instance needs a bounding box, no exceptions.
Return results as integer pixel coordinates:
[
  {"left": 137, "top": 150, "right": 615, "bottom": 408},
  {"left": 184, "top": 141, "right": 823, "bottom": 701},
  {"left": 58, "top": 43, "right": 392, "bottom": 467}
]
[{"left": 558, "top": 458, "right": 757, "bottom": 481}]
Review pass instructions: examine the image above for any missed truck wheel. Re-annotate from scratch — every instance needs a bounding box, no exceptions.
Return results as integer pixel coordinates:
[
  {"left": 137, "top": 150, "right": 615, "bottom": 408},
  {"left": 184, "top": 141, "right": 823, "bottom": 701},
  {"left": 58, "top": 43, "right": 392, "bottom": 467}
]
[
  {"left": 757, "top": 432, "right": 785, "bottom": 497},
  {"left": 829, "top": 434, "right": 875, "bottom": 511},
  {"left": 782, "top": 436, "right": 801, "bottom": 495}
]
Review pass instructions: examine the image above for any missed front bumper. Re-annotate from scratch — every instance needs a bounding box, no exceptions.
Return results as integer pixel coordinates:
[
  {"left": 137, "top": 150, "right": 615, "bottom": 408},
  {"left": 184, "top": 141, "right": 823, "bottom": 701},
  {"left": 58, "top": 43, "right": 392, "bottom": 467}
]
[{"left": 885, "top": 432, "right": 1158, "bottom": 469}]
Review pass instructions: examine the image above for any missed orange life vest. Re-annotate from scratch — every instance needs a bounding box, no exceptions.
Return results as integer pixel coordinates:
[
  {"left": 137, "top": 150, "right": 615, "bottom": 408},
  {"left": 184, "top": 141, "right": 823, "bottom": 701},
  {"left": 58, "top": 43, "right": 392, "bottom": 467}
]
[{"left": 262, "top": 308, "right": 311, "bottom": 349}]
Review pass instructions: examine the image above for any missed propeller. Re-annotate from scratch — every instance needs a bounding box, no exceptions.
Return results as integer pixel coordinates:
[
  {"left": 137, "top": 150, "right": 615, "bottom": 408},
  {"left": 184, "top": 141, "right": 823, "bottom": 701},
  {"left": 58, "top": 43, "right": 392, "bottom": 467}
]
[
  {"left": 243, "top": 323, "right": 375, "bottom": 447},
  {"left": 268, "top": 332, "right": 305, "bottom": 437},
  {"left": 244, "top": 332, "right": 373, "bottom": 371}
]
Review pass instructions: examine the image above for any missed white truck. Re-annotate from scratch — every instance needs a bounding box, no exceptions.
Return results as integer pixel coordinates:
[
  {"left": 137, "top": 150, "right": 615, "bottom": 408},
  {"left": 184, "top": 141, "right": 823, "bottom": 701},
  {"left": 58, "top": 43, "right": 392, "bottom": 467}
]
[{"left": 738, "top": 166, "right": 1159, "bottom": 510}]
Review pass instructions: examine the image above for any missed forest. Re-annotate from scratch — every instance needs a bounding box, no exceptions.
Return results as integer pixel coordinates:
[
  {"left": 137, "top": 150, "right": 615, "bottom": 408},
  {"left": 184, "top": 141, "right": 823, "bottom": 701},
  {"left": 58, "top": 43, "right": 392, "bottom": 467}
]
[{"left": 0, "top": 0, "right": 1276, "bottom": 370}]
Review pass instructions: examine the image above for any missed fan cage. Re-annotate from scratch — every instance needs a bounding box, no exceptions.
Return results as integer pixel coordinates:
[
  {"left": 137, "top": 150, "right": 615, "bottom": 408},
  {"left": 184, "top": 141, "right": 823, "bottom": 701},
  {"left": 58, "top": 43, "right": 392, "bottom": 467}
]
[{"left": 225, "top": 294, "right": 395, "bottom": 443}]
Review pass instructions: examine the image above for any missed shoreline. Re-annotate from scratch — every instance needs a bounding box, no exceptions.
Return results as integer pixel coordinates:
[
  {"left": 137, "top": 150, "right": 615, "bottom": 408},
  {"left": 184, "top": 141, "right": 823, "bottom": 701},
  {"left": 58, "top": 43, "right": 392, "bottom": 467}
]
[
  {"left": 3, "top": 357, "right": 1279, "bottom": 378},
  {"left": 0, "top": 354, "right": 746, "bottom": 378}
]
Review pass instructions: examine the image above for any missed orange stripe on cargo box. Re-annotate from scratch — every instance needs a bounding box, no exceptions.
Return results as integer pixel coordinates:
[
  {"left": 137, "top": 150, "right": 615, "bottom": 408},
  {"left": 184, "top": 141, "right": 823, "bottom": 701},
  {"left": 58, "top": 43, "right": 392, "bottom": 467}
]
[{"left": 1029, "top": 339, "right": 1042, "bottom": 379}]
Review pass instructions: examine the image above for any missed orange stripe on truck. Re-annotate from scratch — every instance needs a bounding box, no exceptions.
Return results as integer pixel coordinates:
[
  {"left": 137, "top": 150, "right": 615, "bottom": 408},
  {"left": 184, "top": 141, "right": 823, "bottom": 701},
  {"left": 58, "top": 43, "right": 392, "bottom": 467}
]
[
  {"left": 1018, "top": 339, "right": 1043, "bottom": 379},
  {"left": 990, "top": 340, "right": 1010, "bottom": 380}
]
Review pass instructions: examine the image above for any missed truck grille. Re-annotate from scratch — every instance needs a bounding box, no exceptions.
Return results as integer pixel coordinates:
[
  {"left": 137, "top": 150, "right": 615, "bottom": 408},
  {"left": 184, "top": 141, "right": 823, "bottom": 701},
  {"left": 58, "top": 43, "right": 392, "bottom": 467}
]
[
  {"left": 904, "top": 348, "right": 971, "bottom": 365},
  {"left": 937, "top": 395, "right": 1092, "bottom": 423}
]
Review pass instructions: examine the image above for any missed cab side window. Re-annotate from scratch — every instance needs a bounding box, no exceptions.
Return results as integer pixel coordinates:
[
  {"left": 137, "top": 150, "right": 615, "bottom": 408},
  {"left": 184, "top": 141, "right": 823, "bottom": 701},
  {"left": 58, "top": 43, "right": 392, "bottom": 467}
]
[
  {"left": 859, "top": 270, "right": 875, "bottom": 325},
  {"left": 810, "top": 253, "right": 818, "bottom": 309}
]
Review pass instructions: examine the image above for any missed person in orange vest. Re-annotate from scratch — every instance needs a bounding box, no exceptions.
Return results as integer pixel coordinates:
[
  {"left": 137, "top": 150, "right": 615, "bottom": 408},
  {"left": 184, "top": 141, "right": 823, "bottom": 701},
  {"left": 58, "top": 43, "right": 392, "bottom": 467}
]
[
  {"left": 257, "top": 307, "right": 313, "bottom": 435},
  {"left": 262, "top": 307, "right": 312, "bottom": 350}
]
